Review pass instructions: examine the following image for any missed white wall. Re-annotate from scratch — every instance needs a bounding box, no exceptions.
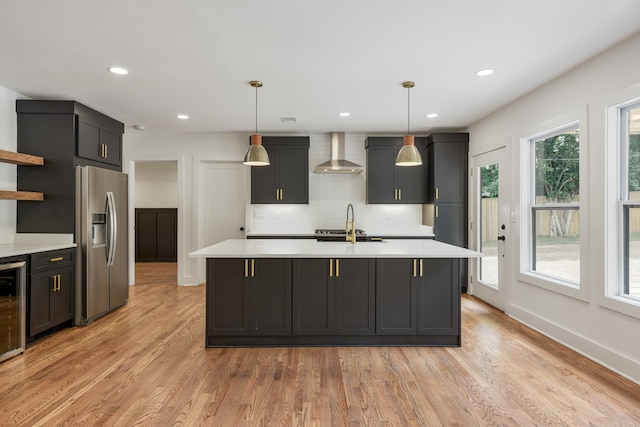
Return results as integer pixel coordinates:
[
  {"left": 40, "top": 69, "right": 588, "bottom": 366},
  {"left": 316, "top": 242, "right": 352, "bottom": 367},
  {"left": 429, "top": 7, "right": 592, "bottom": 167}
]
[
  {"left": 468, "top": 32, "right": 640, "bottom": 384},
  {"left": 0, "top": 86, "right": 18, "bottom": 244},
  {"left": 134, "top": 161, "right": 178, "bottom": 208}
]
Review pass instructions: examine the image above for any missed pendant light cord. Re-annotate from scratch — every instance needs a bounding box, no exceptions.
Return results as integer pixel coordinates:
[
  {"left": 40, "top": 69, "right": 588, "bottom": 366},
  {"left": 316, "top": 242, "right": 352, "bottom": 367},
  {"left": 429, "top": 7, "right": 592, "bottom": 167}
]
[
  {"left": 255, "top": 85, "right": 258, "bottom": 134},
  {"left": 407, "top": 85, "right": 411, "bottom": 135}
]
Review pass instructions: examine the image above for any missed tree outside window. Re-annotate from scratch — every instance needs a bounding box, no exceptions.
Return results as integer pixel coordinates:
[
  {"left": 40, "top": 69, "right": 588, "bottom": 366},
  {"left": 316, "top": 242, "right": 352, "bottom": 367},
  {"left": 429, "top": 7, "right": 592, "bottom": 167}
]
[{"left": 530, "top": 125, "right": 580, "bottom": 284}]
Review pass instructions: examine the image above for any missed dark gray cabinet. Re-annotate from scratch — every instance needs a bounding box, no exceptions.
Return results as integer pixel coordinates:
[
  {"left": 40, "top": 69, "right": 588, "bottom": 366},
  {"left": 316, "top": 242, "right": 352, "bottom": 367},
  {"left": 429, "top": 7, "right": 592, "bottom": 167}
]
[
  {"left": 365, "top": 137, "right": 427, "bottom": 204},
  {"left": 426, "top": 133, "right": 469, "bottom": 291},
  {"left": 205, "top": 255, "right": 461, "bottom": 346},
  {"left": 77, "top": 116, "right": 122, "bottom": 167},
  {"left": 292, "top": 258, "right": 375, "bottom": 335},
  {"left": 28, "top": 248, "right": 75, "bottom": 339},
  {"left": 251, "top": 136, "right": 310, "bottom": 204},
  {"left": 376, "top": 258, "right": 459, "bottom": 337},
  {"left": 135, "top": 208, "right": 177, "bottom": 262},
  {"left": 16, "top": 100, "right": 124, "bottom": 233},
  {"left": 206, "top": 258, "right": 292, "bottom": 340}
]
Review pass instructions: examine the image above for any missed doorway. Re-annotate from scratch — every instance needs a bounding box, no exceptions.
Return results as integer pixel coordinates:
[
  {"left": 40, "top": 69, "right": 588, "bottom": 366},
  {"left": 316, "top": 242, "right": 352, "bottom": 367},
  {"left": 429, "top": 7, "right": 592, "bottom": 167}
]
[
  {"left": 133, "top": 161, "right": 178, "bottom": 286},
  {"left": 470, "top": 147, "right": 510, "bottom": 310}
]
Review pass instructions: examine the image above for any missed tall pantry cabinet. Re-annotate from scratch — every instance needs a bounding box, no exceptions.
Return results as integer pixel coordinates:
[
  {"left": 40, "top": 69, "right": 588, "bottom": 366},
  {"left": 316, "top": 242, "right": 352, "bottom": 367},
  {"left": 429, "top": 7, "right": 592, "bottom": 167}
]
[{"left": 424, "top": 133, "right": 469, "bottom": 292}]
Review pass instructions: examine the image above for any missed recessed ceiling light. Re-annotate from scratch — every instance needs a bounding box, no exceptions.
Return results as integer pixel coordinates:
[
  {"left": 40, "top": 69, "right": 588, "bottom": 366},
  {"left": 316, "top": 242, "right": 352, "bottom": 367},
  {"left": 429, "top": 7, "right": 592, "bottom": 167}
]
[
  {"left": 176, "top": 114, "right": 189, "bottom": 120},
  {"left": 338, "top": 112, "right": 350, "bottom": 117},
  {"left": 281, "top": 117, "right": 296, "bottom": 123},
  {"left": 108, "top": 66, "right": 129, "bottom": 75},
  {"left": 476, "top": 69, "right": 494, "bottom": 77},
  {"left": 426, "top": 113, "right": 438, "bottom": 118}
]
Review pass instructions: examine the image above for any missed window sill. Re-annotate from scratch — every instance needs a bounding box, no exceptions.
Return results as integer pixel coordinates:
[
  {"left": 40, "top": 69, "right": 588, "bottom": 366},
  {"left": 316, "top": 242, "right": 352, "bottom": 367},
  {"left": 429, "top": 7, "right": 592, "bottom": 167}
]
[
  {"left": 598, "top": 293, "right": 640, "bottom": 320},
  {"left": 518, "top": 271, "right": 589, "bottom": 302}
]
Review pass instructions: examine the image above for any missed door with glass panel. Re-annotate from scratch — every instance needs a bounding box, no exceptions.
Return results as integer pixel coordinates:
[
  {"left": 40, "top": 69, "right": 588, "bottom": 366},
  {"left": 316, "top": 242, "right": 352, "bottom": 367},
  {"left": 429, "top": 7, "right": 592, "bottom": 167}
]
[{"left": 471, "top": 147, "right": 510, "bottom": 310}]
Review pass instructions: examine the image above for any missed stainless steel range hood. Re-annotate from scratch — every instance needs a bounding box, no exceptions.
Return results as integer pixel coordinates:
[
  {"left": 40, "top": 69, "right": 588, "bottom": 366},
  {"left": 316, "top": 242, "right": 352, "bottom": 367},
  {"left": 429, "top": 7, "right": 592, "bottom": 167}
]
[{"left": 314, "top": 132, "right": 364, "bottom": 174}]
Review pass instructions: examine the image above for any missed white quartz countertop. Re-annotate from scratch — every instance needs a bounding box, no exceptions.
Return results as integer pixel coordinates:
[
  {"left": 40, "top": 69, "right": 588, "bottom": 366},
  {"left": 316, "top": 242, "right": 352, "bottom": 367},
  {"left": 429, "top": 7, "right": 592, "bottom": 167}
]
[
  {"left": 0, "top": 242, "right": 76, "bottom": 259},
  {"left": 190, "top": 239, "right": 481, "bottom": 259}
]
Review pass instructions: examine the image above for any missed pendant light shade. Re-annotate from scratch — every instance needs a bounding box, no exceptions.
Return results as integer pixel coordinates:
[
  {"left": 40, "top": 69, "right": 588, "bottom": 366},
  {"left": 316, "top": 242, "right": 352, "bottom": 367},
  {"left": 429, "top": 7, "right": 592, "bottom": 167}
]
[
  {"left": 395, "top": 81, "right": 423, "bottom": 167},
  {"left": 243, "top": 81, "right": 270, "bottom": 166},
  {"left": 395, "top": 135, "right": 422, "bottom": 166}
]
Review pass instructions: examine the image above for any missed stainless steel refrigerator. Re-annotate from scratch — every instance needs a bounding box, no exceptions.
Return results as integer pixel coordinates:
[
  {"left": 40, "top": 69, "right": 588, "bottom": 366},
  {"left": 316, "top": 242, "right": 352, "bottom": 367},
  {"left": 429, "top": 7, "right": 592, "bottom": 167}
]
[{"left": 75, "top": 165, "right": 129, "bottom": 325}]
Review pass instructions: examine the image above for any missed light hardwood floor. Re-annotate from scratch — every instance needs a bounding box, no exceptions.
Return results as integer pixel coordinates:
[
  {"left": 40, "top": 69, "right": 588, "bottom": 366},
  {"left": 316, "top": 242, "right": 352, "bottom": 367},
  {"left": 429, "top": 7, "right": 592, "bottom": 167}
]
[{"left": 1, "top": 263, "right": 639, "bottom": 426}]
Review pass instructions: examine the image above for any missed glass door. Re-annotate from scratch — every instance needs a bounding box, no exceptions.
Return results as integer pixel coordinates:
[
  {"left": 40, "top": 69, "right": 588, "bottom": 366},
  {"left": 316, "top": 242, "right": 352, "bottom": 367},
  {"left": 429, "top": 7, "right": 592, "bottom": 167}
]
[{"left": 471, "top": 147, "right": 510, "bottom": 310}]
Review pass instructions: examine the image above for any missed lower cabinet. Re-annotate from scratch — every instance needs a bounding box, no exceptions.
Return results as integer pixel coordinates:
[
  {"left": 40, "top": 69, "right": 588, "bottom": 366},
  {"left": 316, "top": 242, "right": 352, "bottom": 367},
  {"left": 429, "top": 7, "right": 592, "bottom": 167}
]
[
  {"left": 376, "top": 258, "right": 460, "bottom": 337},
  {"left": 293, "top": 258, "right": 375, "bottom": 335},
  {"left": 28, "top": 249, "right": 75, "bottom": 340},
  {"left": 205, "top": 256, "right": 460, "bottom": 346},
  {"left": 206, "top": 258, "right": 292, "bottom": 338}
]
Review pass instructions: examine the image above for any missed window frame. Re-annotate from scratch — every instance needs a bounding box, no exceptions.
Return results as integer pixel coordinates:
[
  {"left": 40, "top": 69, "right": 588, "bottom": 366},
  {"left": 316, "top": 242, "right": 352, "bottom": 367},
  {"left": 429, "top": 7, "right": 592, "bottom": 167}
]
[
  {"left": 519, "top": 113, "right": 589, "bottom": 302},
  {"left": 602, "top": 95, "right": 640, "bottom": 318}
]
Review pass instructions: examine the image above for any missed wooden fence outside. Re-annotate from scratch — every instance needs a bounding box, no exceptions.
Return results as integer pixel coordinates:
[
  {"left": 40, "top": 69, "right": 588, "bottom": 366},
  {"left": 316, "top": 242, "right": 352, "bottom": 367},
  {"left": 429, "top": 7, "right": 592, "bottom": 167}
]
[{"left": 481, "top": 193, "right": 640, "bottom": 241}]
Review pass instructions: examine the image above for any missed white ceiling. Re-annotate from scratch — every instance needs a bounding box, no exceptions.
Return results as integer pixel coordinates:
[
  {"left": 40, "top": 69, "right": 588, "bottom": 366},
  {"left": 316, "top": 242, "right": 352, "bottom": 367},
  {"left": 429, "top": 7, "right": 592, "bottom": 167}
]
[{"left": 1, "top": 1, "right": 640, "bottom": 135}]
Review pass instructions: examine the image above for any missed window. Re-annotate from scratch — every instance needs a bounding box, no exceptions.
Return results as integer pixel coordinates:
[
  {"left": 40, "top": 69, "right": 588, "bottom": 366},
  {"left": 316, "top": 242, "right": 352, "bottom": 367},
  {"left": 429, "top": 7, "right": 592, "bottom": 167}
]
[
  {"left": 528, "top": 123, "right": 580, "bottom": 285},
  {"left": 620, "top": 101, "right": 640, "bottom": 300}
]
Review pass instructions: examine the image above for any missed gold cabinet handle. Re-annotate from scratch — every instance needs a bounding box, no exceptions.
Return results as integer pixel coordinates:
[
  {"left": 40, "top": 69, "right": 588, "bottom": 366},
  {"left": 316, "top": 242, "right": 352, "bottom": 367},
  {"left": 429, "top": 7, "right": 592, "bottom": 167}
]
[
  {"left": 398, "top": 189, "right": 401, "bottom": 200},
  {"left": 104, "top": 144, "right": 108, "bottom": 158},
  {"left": 50, "top": 257, "right": 63, "bottom": 262},
  {"left": 435, "top": 187, "right": 439, "bottom": 200},
  {"left": 413, "top": 259, "right": 417, "bottom": 277},
  {"left": 394, "top": 189, "right": 398, "bottom": 200},
  {"left": 336, "top": 259, "right": 340, "bottom": 277},
  {"left": 58, "top": 274, "right": 62, "bottom": 291},
  {"left": 435, "top": 206, "right": 439, "bottom": 217},
  {"left": 251, "top": 259, "right": 255, "bottom": 277},
  {"left": 245, "top": 259, "right": 249, "bottom": 277},
  {"left": 276, "top": 189, "right": 279, "bottom": 200},
  {"left": 51, "top": 274, "right": 61, "bottom": 292},
  {"left": 280, "top": 188, "right": 283, "bottom": 200},
  {"left": 329, "top": 259, "right": 333, "bottom": 277},
  {"left": 420, "top": 259, "right": 423, "bottom": 277}
]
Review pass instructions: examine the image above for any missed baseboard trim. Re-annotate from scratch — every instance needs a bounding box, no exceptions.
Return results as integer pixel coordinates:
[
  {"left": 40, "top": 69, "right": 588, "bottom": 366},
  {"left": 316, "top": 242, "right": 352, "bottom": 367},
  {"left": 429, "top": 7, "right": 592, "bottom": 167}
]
[{"left": 508, "top": 303, "right": 640, "bottom": 385}]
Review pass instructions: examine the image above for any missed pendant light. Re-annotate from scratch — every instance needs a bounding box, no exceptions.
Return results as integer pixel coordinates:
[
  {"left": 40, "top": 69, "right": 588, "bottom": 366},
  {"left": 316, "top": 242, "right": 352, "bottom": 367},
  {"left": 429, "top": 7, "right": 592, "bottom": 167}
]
[
  {"left": 395, "top": 81, "right": 423, "bottom": 166},
  {"left": 243, "top": 80, "right": 270, "bottom": 166}
]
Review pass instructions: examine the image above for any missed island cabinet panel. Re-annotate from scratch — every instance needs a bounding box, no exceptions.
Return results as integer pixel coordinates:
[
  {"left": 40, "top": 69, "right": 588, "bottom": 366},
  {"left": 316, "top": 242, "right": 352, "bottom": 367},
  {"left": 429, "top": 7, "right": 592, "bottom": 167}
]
[
  {"left": 203, "top": 251, "right": 463, "bottom": 346},
  {"left": 418, "top": 258, "right": 460, "bottom": 336},
  {"left": 376, "top": 258, "right": 460, "bottom": 338},
  {"left": 250, "top": 136, "right": 309, "bottom": 204},
  {"left": 375, "top": 258, "right": 418, "bottom": 334},
  {"left": 206, "top": 258, "right": 291, "bottom": 339},
  {"left": 365, "top": 137, "right": 427, "bottom": 204},
  {"left": 293, "top": 258, "right": 375, "bottom": 336}
]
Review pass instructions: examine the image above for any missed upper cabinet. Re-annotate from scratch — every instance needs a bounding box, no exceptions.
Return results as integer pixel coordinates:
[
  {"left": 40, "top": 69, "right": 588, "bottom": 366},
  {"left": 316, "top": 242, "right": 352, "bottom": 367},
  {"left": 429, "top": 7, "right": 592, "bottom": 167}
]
[
  {"left": 365, "top": 137, "right": 427, "bottom": 204},
  {"left": 16, "top": 100, "right": 124, "bottom": 170},
  {"left": 76, "top": 116, "right": 122, "bottom": 167},
  {"left": 250, "top": 136, "right": 310, "bottom": 204},
  {"left": 427, "top": 133, "right": 469, "bottom": 205},
  {"left": 16, "top": 100, "right": 124, "bottom": 233}
]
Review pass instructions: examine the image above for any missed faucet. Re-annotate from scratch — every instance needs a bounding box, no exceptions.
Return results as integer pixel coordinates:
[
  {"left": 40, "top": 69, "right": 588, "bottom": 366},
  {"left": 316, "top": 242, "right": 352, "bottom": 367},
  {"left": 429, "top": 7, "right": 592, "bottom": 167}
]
[{"left": 346, "top": 203, "right": 356, "bottom": 244}]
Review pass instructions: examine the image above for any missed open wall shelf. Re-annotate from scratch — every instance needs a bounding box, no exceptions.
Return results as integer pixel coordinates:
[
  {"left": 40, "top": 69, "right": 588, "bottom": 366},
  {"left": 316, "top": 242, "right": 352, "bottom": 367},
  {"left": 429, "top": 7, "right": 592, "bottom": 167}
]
[{"left": 0, "top": 149, "right": 44, "bottom": 200}]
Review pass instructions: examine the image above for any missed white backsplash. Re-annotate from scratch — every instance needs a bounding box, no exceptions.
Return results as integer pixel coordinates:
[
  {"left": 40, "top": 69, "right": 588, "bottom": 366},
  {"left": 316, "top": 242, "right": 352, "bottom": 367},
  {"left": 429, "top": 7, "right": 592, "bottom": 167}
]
[{"left": 248, "top": 133, "right": 433, "bottom": 236}]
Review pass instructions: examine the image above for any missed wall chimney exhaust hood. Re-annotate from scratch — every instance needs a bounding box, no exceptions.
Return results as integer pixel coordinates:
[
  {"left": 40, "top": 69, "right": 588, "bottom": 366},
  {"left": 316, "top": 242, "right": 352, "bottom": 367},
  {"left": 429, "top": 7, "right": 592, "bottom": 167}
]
[{"left": 314, "top": 132, "right": 364, "bottom": 174}]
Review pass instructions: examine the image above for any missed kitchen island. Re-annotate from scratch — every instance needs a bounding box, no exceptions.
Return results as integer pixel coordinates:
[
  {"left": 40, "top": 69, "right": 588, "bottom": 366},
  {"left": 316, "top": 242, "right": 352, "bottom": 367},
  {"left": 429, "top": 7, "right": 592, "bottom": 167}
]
[{"left": 190, "top": 239, "right": 480, "bottom": 347}]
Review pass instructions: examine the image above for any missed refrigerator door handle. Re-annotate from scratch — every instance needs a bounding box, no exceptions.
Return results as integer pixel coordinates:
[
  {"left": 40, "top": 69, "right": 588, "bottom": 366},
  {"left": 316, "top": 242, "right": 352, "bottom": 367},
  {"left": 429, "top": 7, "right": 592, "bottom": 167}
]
[{"left": 106, "top": 191, "right": 118, "bottom": 267}]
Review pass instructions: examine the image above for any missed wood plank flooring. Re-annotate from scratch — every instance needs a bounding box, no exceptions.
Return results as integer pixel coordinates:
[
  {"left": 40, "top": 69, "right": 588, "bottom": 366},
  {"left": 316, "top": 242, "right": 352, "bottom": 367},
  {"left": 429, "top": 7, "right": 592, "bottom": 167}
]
[{"left": 1, "top": 263, "right": 639, "bottom": 426}]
